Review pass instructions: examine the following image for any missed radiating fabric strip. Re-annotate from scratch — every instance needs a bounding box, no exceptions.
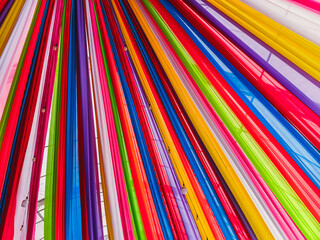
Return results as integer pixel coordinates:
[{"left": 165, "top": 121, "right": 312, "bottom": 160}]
[
  {"left": 130, "top": 48, "right": 201, "bottom": 239},
  {"left": 239, "top": 0, "right": 320, "bottom": 46},
  {"left": 0, "top": 0, "right": 15, "bottom": 26},
  {"left": 143, "top": 9, "right": 287, "bottom": 238},
  {"left": 169, "top": 0, "right": 320, "bottom": 225},
  {"left": 96, "top": 3, "right": 159, "bottom": 236},
  {"left": 115, "top": 5, "right": 191, "bottom": 238},
  {"left": 188, "top": 0, "right": 320, "bottom": 117},
  {"left": 287, "top": 0, "right": 320, "bottom": 14},
  {"left": 0, "top": 0, "right": 55, "bottom": 238},
  {"left": 86, "top": 37, "right": 105, "bottom": 240},
  {"left": 126, "top": 1, "right": 235, "bottom": 239},
  {"left": 166, "top": 0, "right": 320, "bottom": 229},
  {"left": 133, "top": 0, "right": 320, "bottom": 238},
  {"left": 43, "top": 38, "right": 62, "bottom": 240},
  {"left": 110, "top": 1, "right": 169, "bottom": 238},
  {"left": 56, "top": 1, "right": 73, "bottom": 238},
  {"left": 137, "top": 3, "right": 255, "bottom": 237},
  {"left": 0, "top": 0, "right": 26, "bottom": 54},
  {"left": 205, "top": 0, "right": 320, "bottom": 82},
  {"left": 88, "top": 1, "right": 125, "bottom": 239},
  {"left": 154, "top": 1, "right": 307, "bottom": 238},
  {"left": 165, "top": 0, "right": 320, "bottom": 192},
  {"left": 107, "top": 4, "right": 184, "bottom": 238},
  {"left": 76, "top": 0, "right": 103, "bottom": 238},
  {"left": 129, "top": 52, "right": 196, "bottom": 239},
  {"left": 76, "top": 66, "right": 90, "bottom": 240},
  {"left": 96, "top": 1, "right": 137, "bottom": 238},
  {"left": 86, "top": 6, "right": 115, "bottom": 237},
  {"left": 0, "top": 0, "right": 47, "bottom": 197},
  {"left": 115, "top": 0, "right": 219, "bottom": 238},
  {"left": 0, "top": 0, "right": 10, "bottom": 14},
  {"left": 131, "top": 0, "right": 273, "bottom": 238},
  {"left": 0, "top": 0, "right": 35, "bottom": 100},
  {"left": 173, "top": 0, "right": 320, "bottom": 152},
  {"left": 105, "top": 2, "right": 184, "bottom": 238},
  {"left": 119, "top": 0, "right": 216, "bottom": 238},
  {"left": 65, "top": 0, "right": 83, "bottom": 238},
  {"left": 151, "top": 2, "right": 303, "bottom": 238},
  {"left": 12, "top": 0, "right": 56, "bottom": 237},
  {"left": 85, "top": 0, "right": 116, "bottom": 239}
]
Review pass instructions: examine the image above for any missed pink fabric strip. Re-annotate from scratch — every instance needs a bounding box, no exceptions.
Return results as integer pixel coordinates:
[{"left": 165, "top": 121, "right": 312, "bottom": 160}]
[
  {"left": 141, "top": 3, "right": 303, "bottom": 237},
  {"left": 87, "top": 0, "right": 133, "bottom": 238},
  {"left": 287, "top": 0, "right": 320, "bottom": 14},
  {"left": 25, "top": 0, "right": 63, "bottom": 238}
]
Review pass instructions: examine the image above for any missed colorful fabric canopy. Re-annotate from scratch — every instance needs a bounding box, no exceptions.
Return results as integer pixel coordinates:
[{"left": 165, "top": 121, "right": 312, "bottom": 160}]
[{"left": 0, "top": 0, "right": 320, "bottom": 239}]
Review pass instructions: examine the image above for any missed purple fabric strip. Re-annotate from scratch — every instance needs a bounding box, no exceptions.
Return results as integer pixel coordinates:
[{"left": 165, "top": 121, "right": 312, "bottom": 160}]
[
  {"left": 111, "top": 5, "right": 200, "bottom": 234},
  {"left": 175, "top": 86, "right": 257, "bottom": 239},
  {"left": 187, "top": 0, "right": 320, "bottom": 116},
  {"left": 76, "top": 0, "right": 103, "bottom": 239},
  {"left": 125, "top": 49, "right": 201, "bottom": 239},
  {"left": 110, "top": 5, "right": 200, "bottom": 237},
  {"left": 0, "top": 0, "right": 14, "bottom": 26},
  {"left": 136, "top": 67, "right": 201, "bottom": 239}
]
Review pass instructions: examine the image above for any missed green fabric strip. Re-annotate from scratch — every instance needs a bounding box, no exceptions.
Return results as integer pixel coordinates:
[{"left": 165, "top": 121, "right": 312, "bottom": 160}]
[
  {"left": 0, "top": 0, "right": 43, "bottom": 147},
  {"left": 93, "top": 1, "right": 145, "bottom": 238},
  {"left": 44, "top": 2, "right": 66, "bottom": 238},
  {"left": 142, "top": 0, "right": 320, "bottom": 238}
]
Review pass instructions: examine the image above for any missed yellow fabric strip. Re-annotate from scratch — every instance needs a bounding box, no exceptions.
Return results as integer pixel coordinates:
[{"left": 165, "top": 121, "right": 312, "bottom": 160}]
[
  {"left": 0, "top": 0, "right": 26, "bottom": 55},
  {"left": 207, "top": 0, "right": 320, "bottom": 82},
  {"left": 125, "top": 0, "right": 273, "bottom": 239},
  {"left": 110, "top": 0, "right": 216, "bottom": 239},
  {"left": 86, "top": 16, "right": 114, "bottom": 237}
]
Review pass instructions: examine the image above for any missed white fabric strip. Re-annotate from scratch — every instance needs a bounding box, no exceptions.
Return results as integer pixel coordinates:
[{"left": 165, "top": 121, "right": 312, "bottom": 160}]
[
  {"left": 85, "top": 0, "right": 124, "bottom": 238},
  {"left": 136, "top": 0, "right": 287, "bottom": 238},
  {"left": 240, "top": 0, "right": 320, "bottom": 46},
  {"left": 14, "top": 1, "right": 57, "bottom": 238},
  {"left": 0, "top": 0, "right": 35, "bottom": 98}
]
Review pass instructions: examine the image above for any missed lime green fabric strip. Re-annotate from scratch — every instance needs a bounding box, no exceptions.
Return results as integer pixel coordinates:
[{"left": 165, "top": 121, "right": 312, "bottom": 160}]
[
  {"left": 142, "top": 0, "right": 320, "bottom": 238},
  {"left": 44, "top": 2, "right": 66, "bottom": 238},
  {"left": 93, "top": 1, "right": 145, "bottom": 238},
  {"left": 0, "top": 0, "right": 43, "bottom": 147}
]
